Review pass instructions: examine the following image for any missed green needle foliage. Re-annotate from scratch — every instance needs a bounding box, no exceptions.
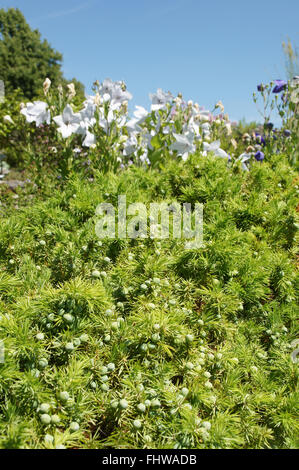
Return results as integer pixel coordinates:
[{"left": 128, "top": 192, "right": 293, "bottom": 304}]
[{"left": 0, "top": 151, "right": 298, "bottom": 449}]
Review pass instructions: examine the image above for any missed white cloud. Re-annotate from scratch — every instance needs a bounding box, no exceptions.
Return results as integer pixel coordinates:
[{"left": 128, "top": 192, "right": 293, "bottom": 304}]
[{"left": 32, "top": 1, "right": 94, "bottom": 21}]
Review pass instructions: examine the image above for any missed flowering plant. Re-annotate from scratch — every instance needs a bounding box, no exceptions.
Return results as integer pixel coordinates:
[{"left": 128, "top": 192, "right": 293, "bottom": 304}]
[
  {"left": 253, "top": 76, "right": 299, "bottom": 165},
  {"left": 19, "top": 78, "right": 235, "bottom": 178}
]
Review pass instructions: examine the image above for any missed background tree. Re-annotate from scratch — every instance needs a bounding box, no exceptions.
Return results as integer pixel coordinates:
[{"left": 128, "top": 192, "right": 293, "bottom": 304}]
[{"left": 0, "top": 8, "right": 85, "bottom": 100}]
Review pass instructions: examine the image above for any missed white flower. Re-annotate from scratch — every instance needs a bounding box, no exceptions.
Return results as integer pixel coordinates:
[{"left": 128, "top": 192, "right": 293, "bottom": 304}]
[
  {"left": 80, "top": 97, "right": 96, "bottom": 120},
  {"left": 149, "top": 88, "right": 173, "bottom": 111},
  {"left": 117, "top": 115, "right": 127, "bottom": 128},
  {"left": 142, "top": 131, "right": 155, "bottom": 150},
  {"left": 203, "top": 140, "right": 228, "bottom": 159},
  {"left": 98, "top": 108, "right": 115, "bottom": 133},
  {"left": 198, "top": 109, "right": 211, "bottom": 121},
  {"left": 99, "top": 78, "right": 132, "bottom": 109},
  {"left": 162, "top": 125, "right": 171, "bottom": 135},
  {"left": 94, "top": 92, "right": 101, "bottom": 106},
  {"left": 231, "top": 138, "right": 237, "bottom": 149},
  {"left": 21, "top": 101, "right": 51, "bottom": 126},
  {"left": 119, "top": 135, "right": 128, "bottom": 144},
  {"left": 111, "top": 84, "right": 132, "bottom": 107},
  {"left": 77, "top": 100, "right": 96, "bottom": 138},
  {"left": 290, "top": 88, "right": 299, "bottom": 104},
  {"left": 103, "top": 93, "right": 111, "bottom": 103},
  {"left": 139, "top": 148, "right": 150, "bottom": 164},
  {"left": 225, "top": 122, "right": 232, "bottom": 135},
  {"left": 67, "top": 83, "right": 76, "bottom": 99},
  {"left": 3, "top": 115, "right": 13, "bottom": 124},
  {"left": 185, "top": 117, "right": 201, "bottom": 138},
  {"left": 170, "top": 131, "right": 196, "bottom": 161},
  {"left": 82, "top": 131, "right": 96, "bottom": 147},
  {"left": 100, "top": 78, "right": 114, "bottom": 96},
  {"left": 236, "top": 152, "right": 252, "bottom": 171},
  {"left": 78, "top": 118, "right": 95, "bottom": 136},
  {"left": 201, "top": 122, "right": 211, "bottom": 132},
  {"left": 53, "top": 104, "right": 81, "bottom": 138},
  {"left": 123, "top": 133, "right": 138, "bottom": 156},
  {"left": 174, "top": 96, "right": 182, "bottom": 106},
  {"left": 215, "top": 100, "right": 224, "bottom": 112},
  {"left": 290, "top": 75, "right": 299, "bottom": 88},
  {"left": 43, "top": 78, "right": 51, "bottom": 95}
]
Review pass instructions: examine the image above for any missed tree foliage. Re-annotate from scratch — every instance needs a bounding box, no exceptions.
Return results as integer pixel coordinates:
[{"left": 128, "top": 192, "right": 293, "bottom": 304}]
[{"left": 0, "top": 8, "right": 84, "bottom": 101}]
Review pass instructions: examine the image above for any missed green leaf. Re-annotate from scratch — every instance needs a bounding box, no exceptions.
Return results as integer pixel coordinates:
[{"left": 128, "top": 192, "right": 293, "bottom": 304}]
[
  {"left": 148, "top": 148, "right": 163, "bottom": 167},
  {"left": 150, "top": 134, "right": 162, "bottom": 150}
]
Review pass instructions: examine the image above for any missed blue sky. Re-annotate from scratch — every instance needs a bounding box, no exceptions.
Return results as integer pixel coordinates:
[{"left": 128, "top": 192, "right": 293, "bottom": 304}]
[{"left": 1, "top": 0, "right": 299, "bottom": 122}]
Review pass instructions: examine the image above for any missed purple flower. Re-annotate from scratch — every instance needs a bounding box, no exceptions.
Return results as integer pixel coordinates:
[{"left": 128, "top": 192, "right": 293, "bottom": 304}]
[
  {"left": 272, "top": 80, "right": 287, "bottom": 93},
  {"left": 265, "top": 122, "right": 274, "bottom": 130},
  {"left": 254, "top": 151, "right": 264, "bottom": 161},
  {"left": 257, "top": 84, "right": 264, "bottom": 92},
  {"left": 283, "top": 129, "right": 291, "bottom": 137},
  {"left": 255, "top": 133, "right": 266, "bottom": 145}
]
